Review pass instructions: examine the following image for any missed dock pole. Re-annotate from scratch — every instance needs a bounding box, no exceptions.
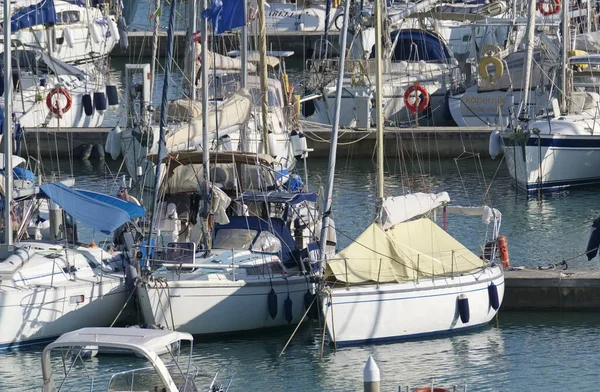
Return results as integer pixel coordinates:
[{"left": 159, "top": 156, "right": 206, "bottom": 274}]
[{"left": 364, "top": 356, "right": 380, "bottom": 392}]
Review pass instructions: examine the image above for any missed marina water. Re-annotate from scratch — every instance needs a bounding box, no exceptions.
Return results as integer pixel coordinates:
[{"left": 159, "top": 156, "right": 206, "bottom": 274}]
[{"left": 2, "top": 156, "right": 600, "bottom": 390}]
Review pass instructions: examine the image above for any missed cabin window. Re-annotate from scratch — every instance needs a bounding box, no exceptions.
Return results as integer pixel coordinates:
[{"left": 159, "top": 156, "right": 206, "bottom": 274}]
[
  {"left": 213, "top": 228, "right": 258, "bottom": 249},
  {"left": 245, "top": 261, "right": 285, "bottom": 276},
  {"left": 56, "top": 11, "right": 81, "bottom": 25},
  {"left": 251, "top": 231, "right": 282, "bottom": 254},
  {"left": 249, "top": 88, "right": 281, "bottom": 108}
]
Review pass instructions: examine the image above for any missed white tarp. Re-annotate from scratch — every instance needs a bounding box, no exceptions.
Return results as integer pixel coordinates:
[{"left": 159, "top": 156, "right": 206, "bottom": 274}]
[
  {"left": 380, "top": 192, "right": 450, "bottom": 230},
  {"left": 445, "top": 205, "right": 501, "bottom": 224}
]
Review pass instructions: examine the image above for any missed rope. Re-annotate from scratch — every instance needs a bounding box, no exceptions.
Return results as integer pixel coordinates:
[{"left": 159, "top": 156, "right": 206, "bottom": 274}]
[{"left": 110, "top": 287, "right": 136, "bottom": 327}]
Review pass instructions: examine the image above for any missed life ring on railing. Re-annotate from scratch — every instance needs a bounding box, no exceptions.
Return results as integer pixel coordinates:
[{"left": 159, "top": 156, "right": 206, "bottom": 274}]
[
  {"left": 478, "top": 56, "right": 504, "bottom": 84},
  {"left": 46, "top": 87, "right": 73, "bottom": 118},
  {"left": 404, "top": 83, "right": 430, "bottom": 114},
  {"left": 538, "top": 0, "right": 561, "bottom": 16}
]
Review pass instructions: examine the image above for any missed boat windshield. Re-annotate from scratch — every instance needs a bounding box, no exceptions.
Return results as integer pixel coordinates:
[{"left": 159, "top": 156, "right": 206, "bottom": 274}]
[{"left": 214, "top": 228, "right": 258, "bottom": 249}]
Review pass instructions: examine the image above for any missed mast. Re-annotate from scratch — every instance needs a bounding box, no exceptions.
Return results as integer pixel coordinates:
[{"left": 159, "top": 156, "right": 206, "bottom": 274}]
[
  {"left": 200, "top": 0, "right": 211, "bottom": 247},
  {"left": 147, "top": 0, "right": 177, "bottom": 264},
  {"left": 318, "top": 0, "right": 351, "bottom": 264},
  {"left": 241, "top": 0, "right": 248, "bottom": 89},
  {"left": 258, "top": 0, "right": 269, "bottom": 155},
  {"left": 149, "top": 0, "right": 160, "bottom": 99},
  {"left": 186, "top": 0, "right": 198, "bottom": 100},
  {"left": 560, "top": 0, "right": 569, "bottom": 113},
  {"left": 4, "top": 0, "right": 13, "bottom": 245},
  {"left": 375, "top": 0, "right": 384, "bottom": 202},
  {"left": 520, "top": 0, "right": 537, "bottom": 117}
]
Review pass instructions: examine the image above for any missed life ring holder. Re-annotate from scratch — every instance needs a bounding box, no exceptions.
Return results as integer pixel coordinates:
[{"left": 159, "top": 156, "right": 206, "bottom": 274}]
[
  {"left": 538, "top": 0, "right": 561, "bottom": 16},
  {"left": 46, "top": 87, "right": 73, "bottom": 118},
  {"left": 334, "top": 13, "right": 344, "bottom": 30},
  {"left": 478, "top": 56, "right": 504, "bottom": 84},
  {"left": 404, "top": 83, "right": 430, "bottom": 114}
]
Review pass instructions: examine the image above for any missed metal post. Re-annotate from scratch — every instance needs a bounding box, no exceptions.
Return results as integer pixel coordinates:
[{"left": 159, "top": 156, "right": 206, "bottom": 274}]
[
  {"left": 241, "top": 0, "right": 248, "bottom": 89},
  {"left": 364, "top": 356, "right": 380, "bottom": 392},
  {"left": 4, "top": 0, "right": 13, "bottom": 246},
  {"left": 258, "top": 0, "right": 269, "bottom": 155},
  {"left": 200, "top": 0, "right": 211, "bottom": 249},
  {"left": 186, "top": 0, "right": 198, "bottom": 100}
]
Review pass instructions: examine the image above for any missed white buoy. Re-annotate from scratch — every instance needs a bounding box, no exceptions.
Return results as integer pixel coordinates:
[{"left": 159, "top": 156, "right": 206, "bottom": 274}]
[
  {"left": 107, "top": 17, "right": 120, "bottom": 42},
  {"left": 109, "top": 126, "right": 122, "bottom": 160},
  {"left": 267, "top": 132, "right": 279, "bottom": 157},
  {"left": 363, "top": 356, "right": 380, "bottom": 392},
  {"left": 89, "top": 22, "right": 102, "bottom": 44},
  {"left": 489, "top": 129, "right": 501, "bottom": 159},
  {"left": 63, "top": 27, "right": 74, "bottom": 48}
]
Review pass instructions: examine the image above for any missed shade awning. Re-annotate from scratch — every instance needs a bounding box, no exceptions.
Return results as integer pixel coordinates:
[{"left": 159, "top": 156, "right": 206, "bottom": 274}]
[{"left": 40, "top": 183, "right": 145, "bottom": 234}]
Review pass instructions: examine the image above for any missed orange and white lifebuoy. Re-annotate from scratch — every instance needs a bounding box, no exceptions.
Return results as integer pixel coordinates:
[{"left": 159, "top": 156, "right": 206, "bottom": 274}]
[
  {"left": 538, "top": 0, "right": 561, "bottom": 16},
  {"left": 404, "top": 83, "right": 430, "bottom": 114},
  {"left": 46, "top": 87, "right": 73, "bottom": 118}
]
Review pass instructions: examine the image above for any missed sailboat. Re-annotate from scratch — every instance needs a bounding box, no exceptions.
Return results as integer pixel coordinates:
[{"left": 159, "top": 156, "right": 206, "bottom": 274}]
[
  {"left": 499, "top": 0, "right": 600, "bottom": 192},
  {"left": 316, "top": 0, "right": 504, "bottom": 345}
]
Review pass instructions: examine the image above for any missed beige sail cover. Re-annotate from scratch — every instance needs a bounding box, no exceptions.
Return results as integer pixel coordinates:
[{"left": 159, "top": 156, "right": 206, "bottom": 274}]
[
  {"left": 325, "top": 218, "right": 485, "bottom": 283},
  {"left": 165, "top": 89, "right": 252, "bottom": 149}
]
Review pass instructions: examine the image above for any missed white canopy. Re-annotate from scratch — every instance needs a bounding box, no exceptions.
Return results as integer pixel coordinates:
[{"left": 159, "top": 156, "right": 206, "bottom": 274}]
[{"left": 380, "top": 192, "right": 450, "bottom": 229}]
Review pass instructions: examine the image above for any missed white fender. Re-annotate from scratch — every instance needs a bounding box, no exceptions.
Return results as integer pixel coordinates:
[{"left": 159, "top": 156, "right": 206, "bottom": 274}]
[
  {"left": 63, "top": 27, "right": 74, "bottom": 48},
  {"left": 267, "top": 133, "right": 279, "bottom": 157},
  {"left": 107, "top": 17, "right": 120, "bottom": 42},
  {"left": 89, "top": 22, "right": 102, "bottom": 44},
  {"left": 489, "top": 129, "right": 501, "bottom": 159},
  {"left": 109, "top": 126, "right": 122, "bottom": 160},
  {"left": 104, "top": 127, "right": 114, "bottom": 153}
]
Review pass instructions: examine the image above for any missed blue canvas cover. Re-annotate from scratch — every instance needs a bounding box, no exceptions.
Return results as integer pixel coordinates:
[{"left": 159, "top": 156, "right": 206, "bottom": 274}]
[
  {"left": 40, "top": 183, "right": 144, "bottom": 234},
  {"left": 235, "top": 191, "right": 317, "bottom": 205},
  {"left": 214, "top": 216, "right": 297, "bottom": 263},
  {"left": 201, "top": 0, "right": 245, "bottom": 34},
  {"left": 370, "top": 29, "right": 451, "bottom": 63},
  {"left": 9, "top": 0, "right": 57, "bottom": 32}
]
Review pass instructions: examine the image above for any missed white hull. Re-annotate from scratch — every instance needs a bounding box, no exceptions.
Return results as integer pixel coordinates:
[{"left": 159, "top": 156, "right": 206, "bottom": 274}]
[
  {"left": 502, "top": 133, "right": 600, "bottom": 192},
  {"left": 322, "top": 265, "right": 504, "bottom": 345},
  {"left": 137, "top": 275, "right": 312, "bottom": 334},
  {"left": 0, "top": 278, "right": 128, "bottom": 348}
]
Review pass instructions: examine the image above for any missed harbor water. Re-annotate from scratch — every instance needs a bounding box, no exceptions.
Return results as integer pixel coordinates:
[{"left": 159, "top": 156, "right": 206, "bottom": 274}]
[{"left": 3, "top": 156, "right": 600, "bottom": 390}]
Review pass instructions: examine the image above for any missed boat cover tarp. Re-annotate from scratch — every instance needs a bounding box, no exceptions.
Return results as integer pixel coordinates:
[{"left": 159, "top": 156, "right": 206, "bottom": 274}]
[
  {"left": 40, "top": 183, "right": 144, "bottom": 234},
  {"left": 236, "top": 191, "right": 317, "bottom": 205},
  {"left": 9, "top": 0, "right": 56, "bottom": 32},
  {"left": 380, "top": 192, "right": 449, "bottom": 229},
  {"left": 214, "top": 216, "right": 297, "bottom": 262},
  {"left": 325, "top": 218, "right": 485, "bottom": 283},
  {"left": 165, "top": 89, "right": 251, "bottom": 150}
]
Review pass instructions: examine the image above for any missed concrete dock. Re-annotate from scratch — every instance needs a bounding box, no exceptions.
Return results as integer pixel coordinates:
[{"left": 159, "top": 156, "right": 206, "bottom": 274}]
[
  {"left": 503, "top": 269, "right": 600, "bottom": 311},
  {"left": 17, "top": 125, "right": 494, "bottom": 159}
]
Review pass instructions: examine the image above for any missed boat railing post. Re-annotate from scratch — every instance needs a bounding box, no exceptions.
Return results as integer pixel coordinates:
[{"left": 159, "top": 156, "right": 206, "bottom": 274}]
[
  {"left": 364, "top": 356, "right": 380, "bottom": 392},
  {"left": 231, "top": 249, "right": 235, "bottom": 281},
  {"left": 417, "top": 254, "right": 420, "bottom": 284},
  {"left": 345, "top": 258, "right": 349, "bottom": 290},
  {"left": 452, "top": 250, "right": 455, "bottom": 279},
  {"left": 376, "top": 258, "right": 382, "bottom": 289}
]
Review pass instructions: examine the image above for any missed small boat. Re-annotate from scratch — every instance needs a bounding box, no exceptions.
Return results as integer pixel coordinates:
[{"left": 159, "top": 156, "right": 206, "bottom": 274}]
[{"left": 41, "top": 327, "right": 232, "bottom": 392}]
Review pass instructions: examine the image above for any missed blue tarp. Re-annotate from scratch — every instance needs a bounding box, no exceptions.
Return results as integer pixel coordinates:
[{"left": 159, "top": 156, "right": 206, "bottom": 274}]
[
  {"left": 201, "top": 0, "right": 245, "bottom": 35},
  {"left": 76, "top": 189, "right": 145, "bottom": 220},
  {"left": 235, "top": 191, "right": 317, "bottom": 205},
  {"left": 371, "top": 29, "right": 451, "bottom": 64},
  {"left": 214, "top": 216, "right": 297, "bottom": 263},
  {"left": 40, "top": 183, "right": 145, "bottom": 234},
  {"left": 9, "top": 0, "right": 57, "bottom": 32}
]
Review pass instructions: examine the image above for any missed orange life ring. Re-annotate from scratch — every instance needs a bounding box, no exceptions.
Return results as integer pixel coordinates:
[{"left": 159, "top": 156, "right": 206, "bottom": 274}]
[
  {"left": 404, "top": 84, "right": 430, "bottom": 114},
  {"left": 538, "top": 0, "right": 561, "bottom": 16},
  {"left": 46, "top": 87, "right": 73, "bottom": 118}
]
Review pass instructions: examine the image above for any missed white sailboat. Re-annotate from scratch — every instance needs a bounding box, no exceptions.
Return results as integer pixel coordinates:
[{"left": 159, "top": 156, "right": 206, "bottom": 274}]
[
  {"left": 500, "top": 0, "right": 600, "bottom": 192},
  {"left": 316, "top": 0, "right": 504, "bottom": 345}
]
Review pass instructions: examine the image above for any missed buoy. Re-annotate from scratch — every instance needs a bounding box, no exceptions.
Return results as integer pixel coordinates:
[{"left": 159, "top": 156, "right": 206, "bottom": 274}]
[
  {"left": 107, "top": 17, "right": 120, "bottom": 42},
  {"left": 488, "top": 283, "right": 500, "bottom": 310},
  {"left": 90, "top": 143, "right": 105, "bottom": 160},
  {"left": 79, "top": 143, "right": 93, "bottom": 160},
  {"left": 268, "top": 288, "right": 277, "bottom": 320},
  {"left": 489, "top": 129, "right": 501, "bottom": 159},
  {"left": 82, "top": 93, "right": 94, "bottom": 116},
  {"left": 267, "top": 131, "right": 279, "bottom": 157},
  {"left": 117, "top": 16, "right": 129, "bottom": 53},
  {"left": 94, "top": 91, "right": 107, "bottom": 112},
  {"left": 363, "top": 356, "right": 380, "bottom": 392},
  {"left": 109, "top": 126, "right": 122, "bottom": 160},
  {"left": 284, "top": 295, "right": 293, "bottom": 324},
  {"left": 63, "top": 27, "right": 74, "bottom": 48},
  {"left": 89, "top": 22, "right": 102, "bottom": 44},
  {"left": 104, "top": 127, "right": 113, "bottom": 153},
  {"left": 457, "top": 294, "right": 470, "bottom": 323},
  {"left": 404, "top": 83, "right": 430, "bottom": 114},
  {"left": 106, "top": 85, "right": 119, "bottom": 106},
  {"left": 497, "top": 235, "right": 510, "bottom": 267}
]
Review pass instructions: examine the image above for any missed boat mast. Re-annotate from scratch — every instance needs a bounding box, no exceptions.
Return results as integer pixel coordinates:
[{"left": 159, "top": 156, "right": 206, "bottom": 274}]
[
  {"left": 200, "top": 0, "right": 211, "bottom": 248},
  {"left": 150, "top": 0, "right": 160, "bottom": 99},
  {"left": 4, "top": 0, "right": 13, "bottom": 246},
  {"left": 258, "top": 0, "right": 269, "bottom": 154},
  {"left": 318, "top": 0, "right": 351, "bottom": 264},
  {"left": 147, "top": 0, "right": 177, "bottom": 264},
  {"left": 375, "top": 0, "right": 384, "bottom": 202},
  {"left": 186, "top": 0, "right": 198, "bottom": 100},
  {"left": 560, "top": 0, "right": 569, "bottom": 113},
  {"left": 519, "top": 0, "right": 537, "bottom": 117},
  {"left": 241, "top": 0, "right": 248, "bottom": 89}
]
